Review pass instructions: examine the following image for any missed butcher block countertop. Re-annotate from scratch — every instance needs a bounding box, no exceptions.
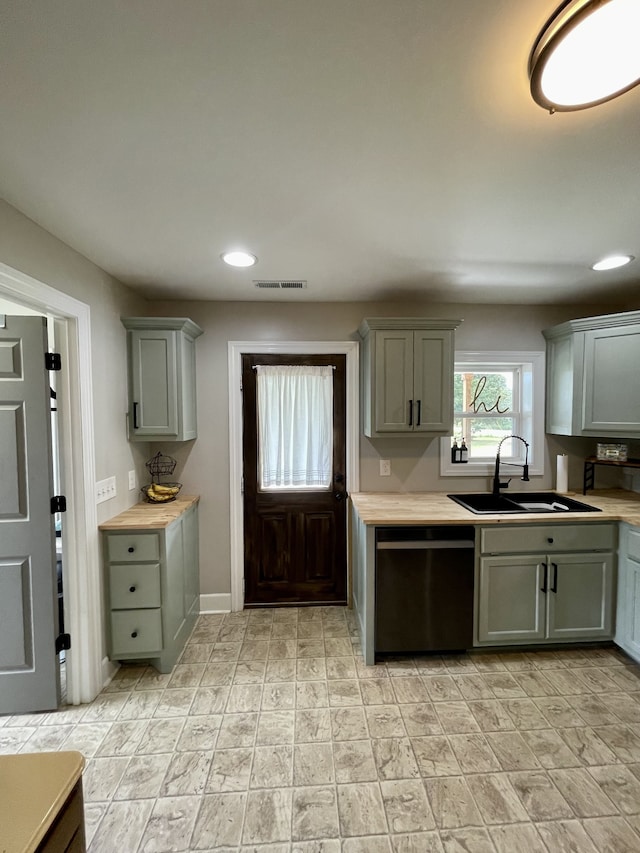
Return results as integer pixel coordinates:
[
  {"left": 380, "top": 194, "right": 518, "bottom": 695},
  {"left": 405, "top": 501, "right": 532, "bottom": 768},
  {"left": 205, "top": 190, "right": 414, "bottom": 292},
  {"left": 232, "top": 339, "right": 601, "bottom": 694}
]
[
  {"left": 350, "top": 489, "right": 640, "bottom": 526},
  {"left": 98, "top": 494, "right": 199, "bottom": 530},
  {"left": 0, "top": 751, "right": 85, "bottom": 853}
]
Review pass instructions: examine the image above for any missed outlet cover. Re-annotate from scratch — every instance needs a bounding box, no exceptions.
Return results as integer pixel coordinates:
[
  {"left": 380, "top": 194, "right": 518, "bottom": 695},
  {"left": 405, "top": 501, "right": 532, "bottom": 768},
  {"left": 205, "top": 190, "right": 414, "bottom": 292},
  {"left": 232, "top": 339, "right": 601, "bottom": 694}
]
[
  {"left": 128, "top": 470, "right": 136, "bottom": 490},
  {"left": 96, "top": 476, "right": 117, "bottom": 504},
  {"left": 379, "top": 459, "right": 391, "bottom": 477}
]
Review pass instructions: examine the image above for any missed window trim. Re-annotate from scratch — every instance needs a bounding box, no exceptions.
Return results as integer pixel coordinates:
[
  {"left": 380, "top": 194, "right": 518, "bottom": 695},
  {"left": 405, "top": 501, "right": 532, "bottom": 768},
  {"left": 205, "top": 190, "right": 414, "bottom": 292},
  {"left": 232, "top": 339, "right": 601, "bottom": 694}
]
[{"left": 440, "top": 351, "right": 545, "bottom": 478}]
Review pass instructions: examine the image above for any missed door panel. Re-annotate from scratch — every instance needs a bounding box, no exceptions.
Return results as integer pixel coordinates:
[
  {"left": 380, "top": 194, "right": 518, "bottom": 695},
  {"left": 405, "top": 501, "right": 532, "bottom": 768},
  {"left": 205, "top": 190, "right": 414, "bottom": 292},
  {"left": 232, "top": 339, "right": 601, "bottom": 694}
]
[
  {"left": 243, "top": 353, "right": 347, "bottom": 606},
  {"left": 0, "top": 316, "right": 59, "bottom": 714}
]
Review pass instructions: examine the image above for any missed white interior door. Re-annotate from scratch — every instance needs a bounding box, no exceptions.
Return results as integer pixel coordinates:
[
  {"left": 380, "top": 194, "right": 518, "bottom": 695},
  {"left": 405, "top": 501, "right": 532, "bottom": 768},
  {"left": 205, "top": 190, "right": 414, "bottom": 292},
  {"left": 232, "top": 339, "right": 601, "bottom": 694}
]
[{"left": 0, "top": 315, "right": 60, "bottom": 714}]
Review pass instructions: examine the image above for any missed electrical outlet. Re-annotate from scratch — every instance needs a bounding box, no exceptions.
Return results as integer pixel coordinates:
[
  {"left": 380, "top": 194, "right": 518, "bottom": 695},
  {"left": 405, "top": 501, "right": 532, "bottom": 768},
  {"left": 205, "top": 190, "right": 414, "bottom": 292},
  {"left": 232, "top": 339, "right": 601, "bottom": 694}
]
[
  {"left": 379, "top": 459, "right": 391, "bottom": 477},
  {"left": 96, "top": 476, "right": 117, "bottom": 504},
  {"left": 128, "top": 470, "right": 136, "bottom": 490}
]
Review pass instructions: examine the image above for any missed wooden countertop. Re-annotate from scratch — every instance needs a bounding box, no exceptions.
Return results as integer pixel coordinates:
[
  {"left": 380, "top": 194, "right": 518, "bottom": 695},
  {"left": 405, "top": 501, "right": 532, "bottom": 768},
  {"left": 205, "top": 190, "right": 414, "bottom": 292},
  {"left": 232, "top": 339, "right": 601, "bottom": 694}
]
[
  {"left": 0, "top": 751, "right": 85, "bottom": 853},
  {"left": 98, "top": 494, "right": 199, "bottom": 530},
  {"left": 350, "top": 489, "right": 640, "bottom": 526}
]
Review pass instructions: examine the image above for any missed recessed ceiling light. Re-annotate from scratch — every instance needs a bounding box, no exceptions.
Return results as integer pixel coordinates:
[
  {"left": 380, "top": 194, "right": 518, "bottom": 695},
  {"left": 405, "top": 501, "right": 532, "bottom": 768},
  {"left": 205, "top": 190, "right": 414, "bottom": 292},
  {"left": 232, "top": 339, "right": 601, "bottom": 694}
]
[
  {"left": 591, "top": 254, "right": 634, "bottom": 271},
  {"left": 529, "top": 0, "right": 640, "bottom": 112},
  {"left": 221, "top": 250, "right": 257, "bottom": 268}
]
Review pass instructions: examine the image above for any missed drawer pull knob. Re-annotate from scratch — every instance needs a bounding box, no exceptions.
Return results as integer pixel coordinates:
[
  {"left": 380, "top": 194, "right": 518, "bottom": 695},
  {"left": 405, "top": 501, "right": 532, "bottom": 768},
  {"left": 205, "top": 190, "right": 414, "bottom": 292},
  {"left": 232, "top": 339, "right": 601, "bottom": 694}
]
[
  {"left": 128, "top": 546, "right": 135, "bottom": 553},
  {"left": 131, "top": 630, "right": 138, "bottom": 638},
  {"left": 129, "top": 585, "right": 136, "bottom": 593},
  {"left": 547, "top": 537, "right": 554, "bottom": 544}
]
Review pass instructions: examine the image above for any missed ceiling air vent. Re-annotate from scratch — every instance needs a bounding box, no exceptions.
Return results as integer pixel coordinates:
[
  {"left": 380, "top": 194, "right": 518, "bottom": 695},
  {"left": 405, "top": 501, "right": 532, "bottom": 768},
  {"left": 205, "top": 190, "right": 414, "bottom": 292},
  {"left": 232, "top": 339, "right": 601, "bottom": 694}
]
[{"left": 254, "top": 280, "right": 308, "bottom": 290}]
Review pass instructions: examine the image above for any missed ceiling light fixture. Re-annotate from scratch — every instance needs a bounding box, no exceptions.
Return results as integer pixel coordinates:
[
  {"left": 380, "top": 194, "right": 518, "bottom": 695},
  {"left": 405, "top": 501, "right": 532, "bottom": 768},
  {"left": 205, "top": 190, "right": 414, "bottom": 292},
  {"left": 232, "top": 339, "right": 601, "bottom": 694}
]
[
  {"left": 591, "top": 254, "right": 634, "bottom": 270},
  {"left": 221, "top": 250, "right": 257, "bottom": 268},
  {"left": 529, "top": 0, "right": 640, "bottom": 113}
]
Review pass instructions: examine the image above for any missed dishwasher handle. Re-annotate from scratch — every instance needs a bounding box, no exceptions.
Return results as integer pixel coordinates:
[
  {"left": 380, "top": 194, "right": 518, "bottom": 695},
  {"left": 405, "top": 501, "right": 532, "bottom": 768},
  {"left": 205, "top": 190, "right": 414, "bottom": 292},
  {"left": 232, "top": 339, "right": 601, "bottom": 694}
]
[{"left": 377, "top": 540, "right": 475, "bottom": 550}]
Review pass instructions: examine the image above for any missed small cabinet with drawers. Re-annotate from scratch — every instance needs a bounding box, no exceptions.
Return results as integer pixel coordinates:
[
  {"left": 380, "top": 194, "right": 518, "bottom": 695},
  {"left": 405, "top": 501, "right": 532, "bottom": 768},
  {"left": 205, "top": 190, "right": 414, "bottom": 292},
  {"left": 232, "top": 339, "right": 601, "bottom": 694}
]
[
  {"left": 476, "top": 522, "right": 616, "bottom": 646},
  {"left": 100, "top": 496, "right": 199, "bottom": 672}
]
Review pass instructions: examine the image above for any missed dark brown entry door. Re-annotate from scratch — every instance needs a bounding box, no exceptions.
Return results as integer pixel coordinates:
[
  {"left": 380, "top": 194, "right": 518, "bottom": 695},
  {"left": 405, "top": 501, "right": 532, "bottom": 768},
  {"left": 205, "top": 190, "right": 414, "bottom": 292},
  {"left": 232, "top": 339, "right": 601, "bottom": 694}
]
[{"left": 242, "top": 353, "right": 347, "bottom": 606}]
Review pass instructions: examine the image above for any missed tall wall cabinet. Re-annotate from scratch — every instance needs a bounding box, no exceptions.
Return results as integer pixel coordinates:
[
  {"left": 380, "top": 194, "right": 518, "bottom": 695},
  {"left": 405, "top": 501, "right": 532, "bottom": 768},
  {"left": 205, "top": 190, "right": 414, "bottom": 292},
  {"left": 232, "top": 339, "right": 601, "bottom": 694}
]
[
  {"left": 543, "top": 310, "right": 640, "bottom": 438},
  {"left": 123, "top": 317, "right": 203, "bottom": 441},
  {"left": 359, "top": 317, "right": 461, "bottom": 437}
]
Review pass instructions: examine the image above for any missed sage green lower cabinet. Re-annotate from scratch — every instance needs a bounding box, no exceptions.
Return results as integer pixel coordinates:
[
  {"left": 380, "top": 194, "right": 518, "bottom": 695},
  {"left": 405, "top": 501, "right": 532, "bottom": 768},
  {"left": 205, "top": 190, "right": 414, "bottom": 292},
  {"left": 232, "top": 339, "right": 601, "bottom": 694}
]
[
  {"left": 615, "top": 523, "right": 640, "bottom": 664},
  {"left": 476, "top": 523, "right": 616, "bottom": 647},
  {"left": 103, "top": 501, "right": 200, "bottom": 673}
]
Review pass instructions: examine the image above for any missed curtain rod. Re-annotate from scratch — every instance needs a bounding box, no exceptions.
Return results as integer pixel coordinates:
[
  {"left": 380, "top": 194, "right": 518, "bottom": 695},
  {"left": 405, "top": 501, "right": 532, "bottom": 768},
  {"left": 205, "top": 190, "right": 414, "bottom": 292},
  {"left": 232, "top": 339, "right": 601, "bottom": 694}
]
[{"left": 252, "top": 364, "right": 336, "bottom": 370}]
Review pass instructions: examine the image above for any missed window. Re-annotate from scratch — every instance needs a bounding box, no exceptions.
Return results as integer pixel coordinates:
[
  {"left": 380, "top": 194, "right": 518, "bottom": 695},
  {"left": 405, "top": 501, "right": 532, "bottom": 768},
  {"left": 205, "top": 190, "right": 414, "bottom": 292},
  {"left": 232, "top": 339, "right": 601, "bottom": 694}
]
[
  {"left": 256, "top": 364, "right": 333, "bottom": 490},
  {"left": 440, "top": 351, "right": 545, "bottom": 477}
]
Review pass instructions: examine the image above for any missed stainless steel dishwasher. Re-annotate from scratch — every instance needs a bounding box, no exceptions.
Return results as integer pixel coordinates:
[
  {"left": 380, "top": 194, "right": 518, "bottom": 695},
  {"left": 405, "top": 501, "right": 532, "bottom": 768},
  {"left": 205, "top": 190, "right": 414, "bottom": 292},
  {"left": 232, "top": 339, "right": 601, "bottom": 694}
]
[{"left": 375, "top": 526, "right": 475, "bottom": 655}]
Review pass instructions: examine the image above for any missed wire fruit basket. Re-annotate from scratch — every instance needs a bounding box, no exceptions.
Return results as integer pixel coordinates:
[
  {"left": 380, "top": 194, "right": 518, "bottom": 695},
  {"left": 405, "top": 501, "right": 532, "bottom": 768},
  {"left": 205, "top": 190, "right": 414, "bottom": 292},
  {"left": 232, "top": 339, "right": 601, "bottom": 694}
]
[{"left": 141, "top": 452, "right": 182, "bottom": 503}]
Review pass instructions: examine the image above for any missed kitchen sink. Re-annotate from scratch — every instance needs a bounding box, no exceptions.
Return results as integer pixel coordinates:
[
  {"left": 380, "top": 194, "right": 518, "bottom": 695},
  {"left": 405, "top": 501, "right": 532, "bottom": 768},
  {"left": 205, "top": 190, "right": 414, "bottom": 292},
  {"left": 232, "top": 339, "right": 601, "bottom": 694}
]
[{"left": 448, "top": 491, "right": 601, "bottom": 515}]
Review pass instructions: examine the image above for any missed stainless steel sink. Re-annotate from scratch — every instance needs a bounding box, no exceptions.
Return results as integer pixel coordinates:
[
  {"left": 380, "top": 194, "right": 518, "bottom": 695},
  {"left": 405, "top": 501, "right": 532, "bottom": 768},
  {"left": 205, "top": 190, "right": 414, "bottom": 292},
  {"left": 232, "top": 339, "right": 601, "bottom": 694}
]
[{"left": 448, "top": 491, "right": 601, "bottom": 515}]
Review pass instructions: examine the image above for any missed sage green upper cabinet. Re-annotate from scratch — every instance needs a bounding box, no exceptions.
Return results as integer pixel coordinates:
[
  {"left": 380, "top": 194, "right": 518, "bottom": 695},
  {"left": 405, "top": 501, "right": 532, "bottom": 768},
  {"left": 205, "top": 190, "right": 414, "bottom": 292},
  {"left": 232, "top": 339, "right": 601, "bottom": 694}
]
[
  {"left": 359, "top": 318, "right": 461, "bottom": 437},
  {"left": 122, "top": 317, "right": 203, "bottom": 442},
  {"left": 543, "top": 310, "right": 640, "bottom": 437}
]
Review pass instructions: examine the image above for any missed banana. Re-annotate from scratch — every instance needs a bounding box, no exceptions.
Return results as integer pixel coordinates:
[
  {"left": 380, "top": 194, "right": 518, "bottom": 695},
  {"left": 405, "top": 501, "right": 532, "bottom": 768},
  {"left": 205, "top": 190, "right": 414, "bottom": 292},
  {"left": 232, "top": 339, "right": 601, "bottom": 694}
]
[{"left": 152, "top": 483, "right": 180, "bottom": 495}]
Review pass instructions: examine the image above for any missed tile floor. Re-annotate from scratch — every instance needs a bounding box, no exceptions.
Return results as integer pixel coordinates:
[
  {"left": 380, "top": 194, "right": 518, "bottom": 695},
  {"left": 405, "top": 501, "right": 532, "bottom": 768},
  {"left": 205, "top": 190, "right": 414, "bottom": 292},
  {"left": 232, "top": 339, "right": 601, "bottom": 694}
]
[{"left": 3, "top": 607, "right": 640, "bottom": 852}]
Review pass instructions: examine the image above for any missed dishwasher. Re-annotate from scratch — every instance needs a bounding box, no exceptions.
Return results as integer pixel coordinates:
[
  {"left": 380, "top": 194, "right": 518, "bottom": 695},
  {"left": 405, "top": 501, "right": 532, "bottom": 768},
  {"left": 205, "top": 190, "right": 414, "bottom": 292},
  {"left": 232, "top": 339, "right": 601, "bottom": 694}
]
[{"left": 375, "top": 525, "right": 475, "bottom": 655}]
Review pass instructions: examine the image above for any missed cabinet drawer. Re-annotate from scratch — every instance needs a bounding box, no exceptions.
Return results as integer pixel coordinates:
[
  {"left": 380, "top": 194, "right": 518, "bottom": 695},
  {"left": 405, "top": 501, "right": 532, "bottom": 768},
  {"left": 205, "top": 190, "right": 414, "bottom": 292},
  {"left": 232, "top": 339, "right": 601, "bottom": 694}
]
[
  {"left": 109, "top": 563, "right": 161, "bottom": 609},
  {"left": 481, "top": 523, "right": 616, "bottom": 555},
  {"left": 106, "top": 533, "right": 160, "bottom": 562},
  {"left": 110, "top": 609, "right": 162, "bottom": 655}
]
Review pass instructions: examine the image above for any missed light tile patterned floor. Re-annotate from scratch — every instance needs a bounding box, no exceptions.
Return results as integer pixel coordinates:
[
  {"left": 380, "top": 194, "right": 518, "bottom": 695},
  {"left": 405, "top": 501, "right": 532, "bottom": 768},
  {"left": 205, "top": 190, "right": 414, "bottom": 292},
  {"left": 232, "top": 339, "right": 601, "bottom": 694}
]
[{"left": 3, "top": 607, "right": 640, "bottom": 852}]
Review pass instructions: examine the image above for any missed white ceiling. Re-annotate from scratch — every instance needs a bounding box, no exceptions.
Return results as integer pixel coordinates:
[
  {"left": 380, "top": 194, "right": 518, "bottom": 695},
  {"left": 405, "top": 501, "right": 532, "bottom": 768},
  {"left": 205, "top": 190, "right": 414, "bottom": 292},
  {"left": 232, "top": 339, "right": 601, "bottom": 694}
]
[{"left": 1, "top": 0, "right": 639, "bottom": 305}]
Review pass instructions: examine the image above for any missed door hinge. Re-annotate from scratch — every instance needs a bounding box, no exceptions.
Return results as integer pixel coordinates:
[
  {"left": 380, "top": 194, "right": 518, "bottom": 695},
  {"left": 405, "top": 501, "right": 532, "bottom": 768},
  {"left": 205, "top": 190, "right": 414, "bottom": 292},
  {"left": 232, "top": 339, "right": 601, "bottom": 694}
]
[
  {"left": 51, "top": 495, "right": 67, "bottom": 513},
  {"left": 45, "top": 352, "right": 62, "bottom": 371},
  {"left": 55, "top": 633, "right": 71, "bottom": 654}
]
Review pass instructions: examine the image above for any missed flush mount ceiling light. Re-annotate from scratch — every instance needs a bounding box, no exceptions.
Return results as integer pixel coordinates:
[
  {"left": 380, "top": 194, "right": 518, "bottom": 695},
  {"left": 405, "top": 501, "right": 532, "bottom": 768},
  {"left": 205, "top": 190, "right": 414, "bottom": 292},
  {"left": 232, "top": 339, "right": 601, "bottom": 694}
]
[
  {"left": 591, "top": 253, "right": 634, "bottom": 270},
  {"left": 221, "top": 250, "right": 257, "bottom": 268},
  {"left": 529, "top": 0, "right": 640, "bottom": 112}
]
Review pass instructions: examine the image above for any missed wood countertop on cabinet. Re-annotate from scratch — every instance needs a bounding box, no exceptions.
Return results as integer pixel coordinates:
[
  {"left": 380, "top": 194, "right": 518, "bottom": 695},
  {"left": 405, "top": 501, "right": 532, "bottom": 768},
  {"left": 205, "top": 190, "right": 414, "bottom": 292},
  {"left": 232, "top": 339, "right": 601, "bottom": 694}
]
[
  {"left": 0, "top": 750, "right": 85, "bottom": 852},
  {"left": 349, "top": 489, "right": 640, "bottom": 526},
  {"left": 98, "top": 494, "right": 200, "bottom": 530}
]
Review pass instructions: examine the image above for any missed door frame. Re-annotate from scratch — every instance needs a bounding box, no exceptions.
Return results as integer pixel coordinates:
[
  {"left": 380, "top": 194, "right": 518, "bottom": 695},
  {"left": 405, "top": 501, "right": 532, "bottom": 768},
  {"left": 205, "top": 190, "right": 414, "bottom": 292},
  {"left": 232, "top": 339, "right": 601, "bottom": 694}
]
[
  {"left": 0, "top": 262, "right": 102, "bottom": 704},
  {"left": 228, "top": 340, "right": 360, "bottom": 611}
]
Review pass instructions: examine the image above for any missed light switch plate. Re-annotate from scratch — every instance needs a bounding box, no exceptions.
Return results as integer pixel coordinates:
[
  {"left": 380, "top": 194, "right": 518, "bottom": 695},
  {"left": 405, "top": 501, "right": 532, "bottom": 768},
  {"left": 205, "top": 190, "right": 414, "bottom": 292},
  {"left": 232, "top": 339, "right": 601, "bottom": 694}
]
[
  {"left": 128, "top": 470, "right": 136, "bottom": 490},
  {"left": 379, "top": 459, "right": 391, "bottom": 476},
  {"left": 96, "top": 476, "right": 117, "bottom": 503}
]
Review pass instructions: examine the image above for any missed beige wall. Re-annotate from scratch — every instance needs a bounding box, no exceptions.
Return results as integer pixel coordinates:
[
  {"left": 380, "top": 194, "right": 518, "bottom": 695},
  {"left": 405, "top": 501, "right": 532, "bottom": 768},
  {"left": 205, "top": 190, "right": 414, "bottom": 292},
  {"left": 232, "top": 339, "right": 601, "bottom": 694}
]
[
  {"left": 0, "top": 199, "right": 150, "bottom": 522},
  {"left": 146, "top": 299, "right": 626, "bottom": 597}
]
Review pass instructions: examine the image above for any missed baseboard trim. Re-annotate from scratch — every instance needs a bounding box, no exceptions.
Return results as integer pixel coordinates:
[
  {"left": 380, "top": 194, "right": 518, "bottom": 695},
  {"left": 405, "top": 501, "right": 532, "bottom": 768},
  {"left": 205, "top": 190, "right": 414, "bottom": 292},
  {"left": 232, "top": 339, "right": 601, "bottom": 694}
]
[
  {"left": 101, "top": 656, "right": 119, "bottom": 689},
  {"left": 200, "top": 593, "right": 232, "bottom": 613}
]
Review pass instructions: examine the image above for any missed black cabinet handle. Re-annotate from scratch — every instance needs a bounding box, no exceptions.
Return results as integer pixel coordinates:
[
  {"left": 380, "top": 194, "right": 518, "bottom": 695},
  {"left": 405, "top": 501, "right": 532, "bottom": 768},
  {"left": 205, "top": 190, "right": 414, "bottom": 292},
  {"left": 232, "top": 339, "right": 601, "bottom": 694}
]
[
  {"left": 550, "top": 563, "right": 558, "bottom": 593},
  {"left": 408, "top": 399, "right": 413, "bottom": 426},
  {"left": 131, "top": 630, "right": 138, "bottom": 638},
  {"left": 416, "top": 400, "right": 421, "bottom": 426},
  {"left": 128, "top": 546, "right": 135, "bottom": 553},
  {"left": 540, "top": 562, "right": 548, "bottom": 593},
  {"left": 133, "top": 401, "right": 139, "bottom": 430},
  {"left": 129, "top": 585, "right": 136, "bottom": 593}
]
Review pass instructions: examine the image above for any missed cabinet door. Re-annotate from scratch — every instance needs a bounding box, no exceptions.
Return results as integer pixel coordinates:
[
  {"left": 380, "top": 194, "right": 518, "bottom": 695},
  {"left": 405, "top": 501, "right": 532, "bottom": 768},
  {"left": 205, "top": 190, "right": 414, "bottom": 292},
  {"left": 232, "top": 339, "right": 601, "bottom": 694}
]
[
  {"left": 545, "top": 333, "right": 577, "bottom": 435},
  {"left": 546, "top": 552, "right": 614, "bottom": 640},
  {"left": 129, "top": 329, "right": 178, "bottom": 437},
  {"left": 582, "top": 324, "right": 640, "bottom": 435},
  {"left": 412, "top": 330, "right": 453, "bottom": 433},
  {"left": 182, "top": 504, "right": 200, "bottom": 620},
  {"left": 477, "top": 556, "right": 546, "bottom": 644},
  {"left": 373, "top": 330, "right": 414, "bottom": 433}
]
